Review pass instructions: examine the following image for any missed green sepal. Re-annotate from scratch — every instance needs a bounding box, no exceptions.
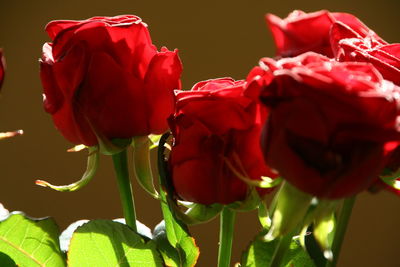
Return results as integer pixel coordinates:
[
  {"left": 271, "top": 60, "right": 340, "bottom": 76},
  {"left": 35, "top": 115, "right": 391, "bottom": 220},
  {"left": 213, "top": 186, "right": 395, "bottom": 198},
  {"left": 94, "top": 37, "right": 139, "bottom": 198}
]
[
  {"left": 35, "top": 146, "right": 99, "bottom": 192},
  {"left": 98, "top": 137, "right": 132, "bottom": 155},
  {"left": 258, "top": 200, "right": 271, "bottom": 230},
  {"left": 381, "top": 174, "right": 400, "bottom": 191},
  {"left": 228, "top": 187, "right": 262, "bottom": 212},
  {"left": 312, "top": 200, "right": 338, "bottom": 260},
  {"left": 183, "top": 203, "right": 223, "bottom": 224},
  {"left": 148, "top": 134, "right": 162, "bottom": 150},
  {"left": 265, "top": 182, "right": 313, "bottom": 241},
  {"left": 132, "top": 136, "right": 159, "bottom": 199}
]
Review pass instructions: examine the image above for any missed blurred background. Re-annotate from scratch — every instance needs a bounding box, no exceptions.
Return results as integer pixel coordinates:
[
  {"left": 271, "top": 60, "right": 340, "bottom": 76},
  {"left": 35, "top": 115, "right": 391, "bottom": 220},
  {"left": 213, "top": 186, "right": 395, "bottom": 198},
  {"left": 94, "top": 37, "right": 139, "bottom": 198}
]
[{"left": 0, "top": 0, "right": 399, "bottom": 266}]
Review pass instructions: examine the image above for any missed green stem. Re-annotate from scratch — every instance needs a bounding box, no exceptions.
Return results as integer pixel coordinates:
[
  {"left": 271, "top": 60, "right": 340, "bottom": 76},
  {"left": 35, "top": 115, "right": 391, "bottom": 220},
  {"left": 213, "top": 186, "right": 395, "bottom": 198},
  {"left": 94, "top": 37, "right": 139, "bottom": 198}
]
[
  {"left": 326, "top": 196, "right": 356, "bottom": 267},
  {"left": 112, "top": 149, "right": 137, "bottom": 232},
  {"left": 217, "top": 207, "right": 236, "bottom": 267},
  {"left": 269, "top": 230, "right": 295, "bottom": 267}
]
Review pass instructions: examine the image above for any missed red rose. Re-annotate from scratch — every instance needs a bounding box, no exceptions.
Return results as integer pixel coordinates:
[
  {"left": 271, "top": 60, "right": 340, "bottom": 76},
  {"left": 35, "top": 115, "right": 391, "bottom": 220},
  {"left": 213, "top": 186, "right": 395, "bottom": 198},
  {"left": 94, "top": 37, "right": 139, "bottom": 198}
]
[
  {"left": 0, "top": 49, "right": 5, "bottom": 89},
  {"left": 331, "top": 22, "right": 400, "bottom": 85},
  {"left": 248, "top": 52, "right": 400, "bottom": 199},
  {"left": 40, "top": 15, "right": 182, "bottom": 146},
  {"left": 266, "top": 10, "right": 382, "bottom": 58},
  {"left": 168, "top": 78, "right": 276, "bottom": 205}
]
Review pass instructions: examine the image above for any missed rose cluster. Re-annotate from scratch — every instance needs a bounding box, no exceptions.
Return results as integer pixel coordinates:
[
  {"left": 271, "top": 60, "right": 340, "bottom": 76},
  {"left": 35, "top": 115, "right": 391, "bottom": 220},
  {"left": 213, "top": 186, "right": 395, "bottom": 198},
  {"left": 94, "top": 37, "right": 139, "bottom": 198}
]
[
  {"left": 249, "top": 10, "right": 400, "bottom": 198},
  {"left": 40, "top": 11, "right": 400, "bottom": 206},
  {"left": 40, "top": 15, "right": 276, "bottom": 206}
]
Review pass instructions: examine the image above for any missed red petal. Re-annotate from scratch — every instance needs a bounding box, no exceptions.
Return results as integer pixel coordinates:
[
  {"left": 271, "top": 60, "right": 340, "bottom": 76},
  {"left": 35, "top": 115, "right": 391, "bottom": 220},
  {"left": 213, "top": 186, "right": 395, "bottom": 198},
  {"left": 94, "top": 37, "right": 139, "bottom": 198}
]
[{"left": 144, "top": 49, "right": 183, "bottom": 134}]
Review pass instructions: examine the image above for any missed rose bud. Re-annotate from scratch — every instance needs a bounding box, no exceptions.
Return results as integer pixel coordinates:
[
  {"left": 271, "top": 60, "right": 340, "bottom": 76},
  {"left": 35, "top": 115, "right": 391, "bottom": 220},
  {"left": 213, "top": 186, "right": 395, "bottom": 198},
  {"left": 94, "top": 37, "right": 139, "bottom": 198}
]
[
  {"left": 248, "top": 52, "right": 400, "bottom": 199},
  {"left": 40, "top": 15, "right": 182, "bottom": 147},
  {"left": 266, "top": 10, "right": 383, "bottom": 58},
  {"left": 168, "top": 78, "right": 277, "bottom": 205},
  {"left": 331, "top": 21, "right": 400, "bottom": 86}
]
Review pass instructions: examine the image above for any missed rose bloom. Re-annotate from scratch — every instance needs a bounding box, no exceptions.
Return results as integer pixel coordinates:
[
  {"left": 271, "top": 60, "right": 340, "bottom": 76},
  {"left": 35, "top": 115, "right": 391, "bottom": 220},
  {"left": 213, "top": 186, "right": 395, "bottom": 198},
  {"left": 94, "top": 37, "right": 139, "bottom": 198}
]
[
  {"left": 168, "top": 78, "right": 276, "bottom": 205},
  {"left": 331, "top": 21, "right": 400, "bottom": 86},
  {"left": 40, "top": 15, "right": 182, "bottom": 146},
  {"left": 266, "top": 10, "right": 383, "bottom": 58},
  {"left": 247, "top": 52, "right": 400, "bottom": 199},
  {"left": 0, "top": 49, "right": 5, "bottom": 89}
]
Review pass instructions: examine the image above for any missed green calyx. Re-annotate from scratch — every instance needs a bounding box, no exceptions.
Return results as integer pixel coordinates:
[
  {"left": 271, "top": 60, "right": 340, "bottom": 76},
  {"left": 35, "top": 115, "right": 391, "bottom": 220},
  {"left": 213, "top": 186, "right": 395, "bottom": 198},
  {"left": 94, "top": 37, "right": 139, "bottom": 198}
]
[
  {"left": 132, "top": 136, "right": 160, "bottom": 199},
  {"left": 265, "top": 182, "right": 313, "bottom": 242},
  {"left": 98, "top": 136, "right": 132, "bottom": 155},
  {"left": 264, "top": 181, "right": 343, "bottom": 262}
]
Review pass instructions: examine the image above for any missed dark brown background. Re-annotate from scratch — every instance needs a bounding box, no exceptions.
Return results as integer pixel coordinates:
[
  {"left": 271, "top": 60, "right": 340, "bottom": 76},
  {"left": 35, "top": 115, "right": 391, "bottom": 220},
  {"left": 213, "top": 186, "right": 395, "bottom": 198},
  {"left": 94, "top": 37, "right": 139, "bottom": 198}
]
[{"left": 0, "top": 0, "right": 399, "bottom": 266}]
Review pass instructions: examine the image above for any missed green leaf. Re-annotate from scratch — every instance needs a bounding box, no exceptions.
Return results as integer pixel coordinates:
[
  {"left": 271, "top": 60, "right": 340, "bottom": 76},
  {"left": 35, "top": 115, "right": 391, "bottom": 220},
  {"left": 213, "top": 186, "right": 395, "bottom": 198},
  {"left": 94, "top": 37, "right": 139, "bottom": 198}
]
[
  {"left": 156, "top": 133, "right": 200, "bottom": 267},
  {"left": 153, "top": 221, "right": 198, "bottom": 267},
  {"left": 59, "top": 220, "right": 89, "bottom": 253},
  {"left": 67, "top": 220, "right": 162, "bottom": 267},
  {"left": 0, "top": 212, "right": 66, "bottom": 267},
  {"left": 60, "top": 219, "right": 153, "bottom": 254},
  {"left": 257, "top": 201, "right": 271, "bottom": 230},
  {"left": 241, "top": 230, "right": 315, "bottom": 267}
]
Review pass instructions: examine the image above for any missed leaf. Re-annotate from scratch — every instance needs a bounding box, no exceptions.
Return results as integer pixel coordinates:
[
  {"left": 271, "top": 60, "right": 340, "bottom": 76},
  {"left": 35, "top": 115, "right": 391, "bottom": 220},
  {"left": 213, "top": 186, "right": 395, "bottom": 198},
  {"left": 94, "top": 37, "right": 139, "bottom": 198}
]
[
  {"left": 113, "top": 218, "right": 153, "bottom": 240},
  {"left": 153, "top": 221, "right": 199, "bottom": 267},
  {"left": 156, "top": 133, "right": 199, "bottom": 267},
  {"left": 241, "top": 230, "right": 315, "bottom": 267},
  {"left": 0, "top": 212, "right": 66, "bottom": 267},
  {"left": 67, "top": 220, "right": 162, "bottom": 267},
  {"left": 59, "top": 220, "right": 89, "bottom": 253},
  {"left": 60, "top": 219, "right": 153, "bottom": 254}
]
